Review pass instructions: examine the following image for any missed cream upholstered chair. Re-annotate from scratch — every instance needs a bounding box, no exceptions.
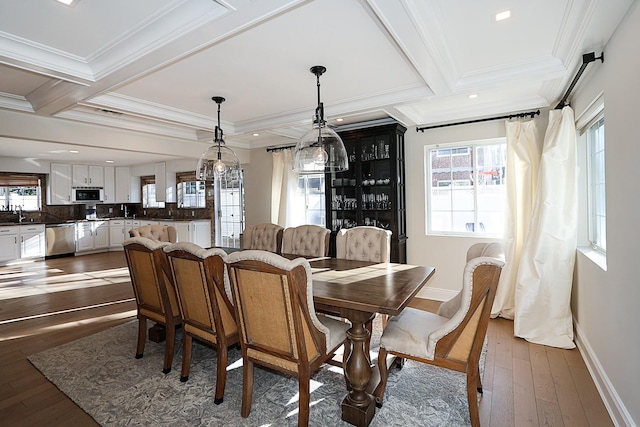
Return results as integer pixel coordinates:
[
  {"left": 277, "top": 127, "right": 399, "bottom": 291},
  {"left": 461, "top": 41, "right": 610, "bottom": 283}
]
[
  {"left": 373, "top": 243, "right": 504, "bottom": 427},
  {"left": 241, "top": 223, "right": 283, "bottom": 253},
  {"left": 123, "top": 237, "right": 181, "bottom": 374},
  {"left": 226, "top": 250, "right": 350, "bottom": 427},
  {"left": 336, "top": 226, "right": 392, "bottom": 262},
  {"left": 281, "top": 224, "right": 330, "bottom": 257},
  {"left": 438, "top": 242, "right": 504, "bottom": 319},
  {"left": 129, "top": 224, "right": 177, "bottom": 243},
  {"left": 164, "top": 242, "right": 238, "bottom": 404}
]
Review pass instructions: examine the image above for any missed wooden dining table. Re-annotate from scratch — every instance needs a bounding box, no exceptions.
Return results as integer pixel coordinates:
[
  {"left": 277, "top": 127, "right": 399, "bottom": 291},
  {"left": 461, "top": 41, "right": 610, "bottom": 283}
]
[{"left": 306, "top": 257, "right": 436, "bottom": 427}]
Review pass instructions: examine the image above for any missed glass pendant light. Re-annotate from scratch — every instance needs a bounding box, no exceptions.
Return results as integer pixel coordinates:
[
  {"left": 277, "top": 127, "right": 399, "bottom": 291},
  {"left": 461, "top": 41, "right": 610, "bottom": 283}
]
[
  {"left": 197, "top": 96, "right": 241, "bottom": 181},
  {"left": 293, "top": 66, "right": 349, "bottom": 173}
]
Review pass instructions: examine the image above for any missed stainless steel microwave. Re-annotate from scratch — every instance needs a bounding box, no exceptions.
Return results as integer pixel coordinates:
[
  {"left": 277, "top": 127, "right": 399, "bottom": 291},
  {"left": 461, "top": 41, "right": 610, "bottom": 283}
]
[{"left": 72, "top": 187, "right": 104, "bottom": 203}]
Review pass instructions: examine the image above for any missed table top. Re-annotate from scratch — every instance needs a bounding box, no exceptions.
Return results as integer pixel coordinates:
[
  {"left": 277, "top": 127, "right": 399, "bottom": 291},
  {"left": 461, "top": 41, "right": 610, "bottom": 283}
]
[
  {"left": 308, "top": 257, "right": 435, "bottom": 316},
  {"left": 214, "top": 248, "right": 435, "bottom": 316}
]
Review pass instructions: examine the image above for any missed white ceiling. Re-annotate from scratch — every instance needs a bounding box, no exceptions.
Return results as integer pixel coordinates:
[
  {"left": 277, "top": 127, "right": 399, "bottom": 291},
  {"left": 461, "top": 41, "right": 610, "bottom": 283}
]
[{"left": 0, "top": 0, "right": 633, "bottom": 166}]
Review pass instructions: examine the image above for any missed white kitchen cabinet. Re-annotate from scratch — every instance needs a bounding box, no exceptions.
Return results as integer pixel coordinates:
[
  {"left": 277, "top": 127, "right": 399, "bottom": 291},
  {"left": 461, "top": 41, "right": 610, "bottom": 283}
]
[
  {"left": 49, "top": 163, "right": 72, "bottom": 205},
  {"left": 163, "top": 221, "right": 189, "bottom": 243},
  {"left": 0, "top": 226, "right": 20, "bottom": 263},
  {"left": 115, "top": 167, "right": 131, "bottom": 203},
  {"left": 191, "top": 220, "right": 211, "bottom": 248},
  {"left": 109, "top": 220, "right": 125, "bottom": 249},
  {"left": 73, "top": 164, "right": 104, "bottom": 187},
  {"left": 103, "top": 166, "right": 115, "bottom": 204},
  {"left": 76, "top": 221, "right": 110, "bottom": 253},
  {"left": 19, "top": 224, "right": 46, "bottom": 259}
]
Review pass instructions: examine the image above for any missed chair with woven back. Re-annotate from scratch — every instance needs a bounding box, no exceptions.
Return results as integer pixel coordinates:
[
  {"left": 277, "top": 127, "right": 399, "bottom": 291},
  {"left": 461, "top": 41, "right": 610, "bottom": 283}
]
[
  {"left": 281, "top": 224, "right": 330, "bottom": 257},
  {"left": 123, "top": 237, "right": 181, "bottom": 374},
  {"left": 163, "top": 242, "right": 239, "bottom": 404},
  {"left": 129, "top": 224, "right": 177, "bottom": 243},
  {"left": 373, "top": 242, "right": 505, "bottom": 427},
  {"left": 226, "top": 250, "right": 350, "bottom": 427}
]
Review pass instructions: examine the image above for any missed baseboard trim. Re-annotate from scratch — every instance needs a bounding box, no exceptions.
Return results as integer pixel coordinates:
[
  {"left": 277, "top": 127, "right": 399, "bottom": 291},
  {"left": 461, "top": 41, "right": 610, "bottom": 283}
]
[
  {"left": 416, "top": 287, "right": 458, "bottom": 302},
  {"left": 574, "top": 320, "right": 635, "bottom": 427}
]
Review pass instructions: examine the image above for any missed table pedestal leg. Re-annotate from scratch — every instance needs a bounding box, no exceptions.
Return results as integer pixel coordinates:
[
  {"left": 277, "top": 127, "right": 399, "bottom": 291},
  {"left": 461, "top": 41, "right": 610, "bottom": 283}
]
[{"left": 341, "top": 310, "right": 376, "bottom": 427}]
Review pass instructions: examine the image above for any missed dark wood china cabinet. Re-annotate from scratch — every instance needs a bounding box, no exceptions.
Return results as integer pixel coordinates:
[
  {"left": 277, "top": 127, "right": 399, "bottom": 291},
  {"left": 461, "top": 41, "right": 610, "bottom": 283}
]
[{"left": 325, "top": 121, "right": 407, "bottom": 263}]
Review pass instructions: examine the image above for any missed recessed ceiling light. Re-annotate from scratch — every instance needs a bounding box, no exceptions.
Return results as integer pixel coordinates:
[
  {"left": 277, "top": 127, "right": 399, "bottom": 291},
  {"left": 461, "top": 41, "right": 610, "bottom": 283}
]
[
  {"left": 252, "top": 133, "right": 259, "bottom": 137},
  {"left": 468, "top": 94, "right": 478, "bottom": 99},
  {"left": 336, "top": 118, "right": 344, "bottom": 122},
  {"left": 105, "top": 160, "right": 114, "bottom": 164},
  {"left": 69, "top": 150, "right": 79, "bottom": 153},
  {"left": 495, "top": 10, "right": 511, "bottom": 21},
  {"left": 56, "top": 0, "right": 76, "bottom": 5}
]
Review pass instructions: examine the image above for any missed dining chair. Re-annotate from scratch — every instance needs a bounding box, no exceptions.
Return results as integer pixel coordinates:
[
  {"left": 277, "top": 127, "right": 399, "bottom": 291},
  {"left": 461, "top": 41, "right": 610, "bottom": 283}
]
[
  {"left": 129, "top": 224, "right": 177, "bottom": 243},
  {"left": 281, "top": 224, "right": 330, "bottom": 257},
  {"left": 335, "top": 225, "right": 393, "bottom": 331},
  {"left": 240, "top": 223, "right": 284, "bottom": 253},
  {"left": 123, "top": 237, "right": 181, "bottom": 374},
  {"left": 226, "top": 250, "right": 350, "bottom": 427},
  {"left": 163, "top": 242, "right": 239, "bottom": 404},
  {"left": 335, "top": 226, "right": 392, "bottom": 263},
  {"left": 373, "top": 243, "right": 504, "bottom": 427}
]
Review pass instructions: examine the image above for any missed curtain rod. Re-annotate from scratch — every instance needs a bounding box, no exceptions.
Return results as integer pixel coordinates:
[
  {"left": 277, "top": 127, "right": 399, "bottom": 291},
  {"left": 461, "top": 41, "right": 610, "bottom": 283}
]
[
  {"left": 416, "top": 109, "right": 540, "bottom": 132},
  {"left": 266, "top": 144, "right": 296, "bottom": 153},
  {"left": 555, "top": 51, "right": 604, "bottom": 109}
]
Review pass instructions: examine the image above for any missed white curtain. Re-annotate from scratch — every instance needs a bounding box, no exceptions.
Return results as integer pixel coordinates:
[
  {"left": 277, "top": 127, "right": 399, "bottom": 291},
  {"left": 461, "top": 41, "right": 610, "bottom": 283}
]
[
  {"left": 513, "top": 106, "right": 578, "bottom": 349},
  {"left": 271, "top": 149, "right": 304, "bottom": 227},
  {"left": 491, "top": 119, "right": 541, "bottom": 319}
]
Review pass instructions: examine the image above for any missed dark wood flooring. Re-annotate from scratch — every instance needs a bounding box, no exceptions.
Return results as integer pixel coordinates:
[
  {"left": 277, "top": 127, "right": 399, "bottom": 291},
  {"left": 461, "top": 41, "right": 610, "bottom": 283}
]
[{"left": 0, "top": 252, "right": 612, "bottom": 426}]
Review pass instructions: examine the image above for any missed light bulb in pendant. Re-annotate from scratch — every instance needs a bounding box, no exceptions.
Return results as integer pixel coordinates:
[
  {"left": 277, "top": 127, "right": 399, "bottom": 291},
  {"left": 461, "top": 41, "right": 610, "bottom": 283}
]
[{"left": 313, "top": 146, "right": 329, "bottom": 165}]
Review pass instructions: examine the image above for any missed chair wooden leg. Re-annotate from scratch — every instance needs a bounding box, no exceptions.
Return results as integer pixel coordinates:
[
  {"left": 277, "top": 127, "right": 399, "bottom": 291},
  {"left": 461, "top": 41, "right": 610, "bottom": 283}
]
[
  {"left": 241, "top": 359, "right": 254, "bottom": 418},
  {"left": 467, "top": 368, "right": 481, "bottom": 427},
  {"left": 475, "top": 364, "right": 483, "bottom": 393},
  {"left": 214, "top": 345, "right": 228, "bottom": 404},
  {"left": 163, "top": 322, "right": 175, "bottom": 374},
  {"left": 373, "top": 347, "right": 390, "bottom": 406},
  {"left": 298, "top": 373, "right": 311, "bottom": 427},
  {"left": 180, "top": 334, "right": 192, "bottom": 382},
  {"left": 135, "top": 317, "right": 146, "bottom": 359}
]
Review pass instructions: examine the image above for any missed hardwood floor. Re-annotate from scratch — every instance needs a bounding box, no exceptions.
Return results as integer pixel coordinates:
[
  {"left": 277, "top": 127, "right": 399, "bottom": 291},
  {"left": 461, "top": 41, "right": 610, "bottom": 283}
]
[{"left": 0, "top": 254, "right": 612, "bottom": 427}]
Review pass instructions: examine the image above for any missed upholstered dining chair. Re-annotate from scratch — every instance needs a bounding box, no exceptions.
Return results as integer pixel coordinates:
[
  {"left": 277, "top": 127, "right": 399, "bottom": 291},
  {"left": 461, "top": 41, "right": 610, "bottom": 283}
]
[
  {"left": 163, "top": 242, "right": 239, "bottom": 404},
  {"left": 129, "top": 224, "right": 177, "bottom": 243},
  {"left": 226, "top": 250, "right": 350, "bottom": 427},
  {"left": 240, "top": 223, "right": 284, "bottom": 253},
  {"left": 281, "top": 224, "right": 330, "bottom": 257},
  {"left": 335, "top": 226, "right": 392, "bottom": 263},
  {"left": 123, "top": 237, "right": 181, "bottom": 374},
  {"left": 373, "top": 243, "right": 504, "bottom": 427}
]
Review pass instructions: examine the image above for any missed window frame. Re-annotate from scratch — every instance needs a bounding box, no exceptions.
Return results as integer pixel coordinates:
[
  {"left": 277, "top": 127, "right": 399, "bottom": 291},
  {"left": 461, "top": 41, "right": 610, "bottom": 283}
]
[
  {"left": 586, "top": 114, "right": 606, "bottom": 254},
  {"left": 425, "top": 138, "right": 506, "bottom": 237},
  {"left": 176, "top": 172, "right": 206, "bottom": 209},
  {"left": 297, "top": 173, "right": 326, "bottom": 227},
  {"left": 140, "top": 175, "right": 165, "bottom": 209},
  {"left": 0, "top": 175, "right": 42, "bottom": 212}
]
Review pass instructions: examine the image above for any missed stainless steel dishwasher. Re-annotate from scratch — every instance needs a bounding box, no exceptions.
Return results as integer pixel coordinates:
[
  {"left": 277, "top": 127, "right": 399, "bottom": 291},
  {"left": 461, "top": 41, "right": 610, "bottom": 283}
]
[{"left": 45, "top": 223, "right": 76, "bottom": 257}]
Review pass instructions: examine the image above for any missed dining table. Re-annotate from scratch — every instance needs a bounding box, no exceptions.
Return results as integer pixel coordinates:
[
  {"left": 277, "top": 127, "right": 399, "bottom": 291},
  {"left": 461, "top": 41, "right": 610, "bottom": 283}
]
[{"left": 305, "top": 257, "right": 436, "bottom": 427}]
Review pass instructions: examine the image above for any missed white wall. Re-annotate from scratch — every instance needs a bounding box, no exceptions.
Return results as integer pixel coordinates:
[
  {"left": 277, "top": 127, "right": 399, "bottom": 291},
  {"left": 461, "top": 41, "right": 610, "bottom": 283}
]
[{"left": 569, "top": 2, "right": 639, "bottom": 425}]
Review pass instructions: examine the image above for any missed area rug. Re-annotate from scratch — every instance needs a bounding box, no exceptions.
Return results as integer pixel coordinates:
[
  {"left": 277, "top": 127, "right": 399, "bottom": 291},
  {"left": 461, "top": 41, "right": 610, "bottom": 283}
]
[{"left": 29, "top": 316, "right": 482, "bottom": 426}]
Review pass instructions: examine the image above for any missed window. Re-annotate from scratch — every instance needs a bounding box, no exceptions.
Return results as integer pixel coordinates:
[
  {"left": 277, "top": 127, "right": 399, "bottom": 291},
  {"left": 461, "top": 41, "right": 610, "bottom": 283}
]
[
  {"left": 215, "top": 172, "right": 245, "bottom": 248},
  {"left": 176, "top": 172, "right": 206, "bottom": 208},
  {"left": 297, "top": 173, "right": 326, "bottom": 226},
  {"left": 0, "top": 175, "right": 42, "bottom": 211},
  {"left": 426, "top": 140, "right": 506, "bottom": 235},
  {"left": 587, "top": 116, "right": 606, "bottom": 253},
  {"left": 141, "top": 176, "right": 165, "bottom": 208}
]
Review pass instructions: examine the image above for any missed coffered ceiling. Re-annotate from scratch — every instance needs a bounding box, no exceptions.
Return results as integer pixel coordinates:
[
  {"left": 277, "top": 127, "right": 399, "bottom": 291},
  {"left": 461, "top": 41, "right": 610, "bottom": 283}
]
[{"left": 0, "top": 0, "right": 633, "bottom": 165}]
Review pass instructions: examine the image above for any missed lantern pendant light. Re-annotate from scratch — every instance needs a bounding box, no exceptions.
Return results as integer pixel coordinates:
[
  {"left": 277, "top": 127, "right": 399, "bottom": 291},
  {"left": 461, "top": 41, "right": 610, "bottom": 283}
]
[
  {"left": 293, "top": 66, "right": 349, "bottom": 173},
  {"left": 196, "top": 96, "right": 241, "bottom": 181}
]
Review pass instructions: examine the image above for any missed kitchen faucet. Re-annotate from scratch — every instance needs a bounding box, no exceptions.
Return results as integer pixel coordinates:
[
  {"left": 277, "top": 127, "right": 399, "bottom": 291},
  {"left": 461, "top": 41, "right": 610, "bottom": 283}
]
[{"left": 15, "top": 205, "right": 26, "bottom": 223}]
